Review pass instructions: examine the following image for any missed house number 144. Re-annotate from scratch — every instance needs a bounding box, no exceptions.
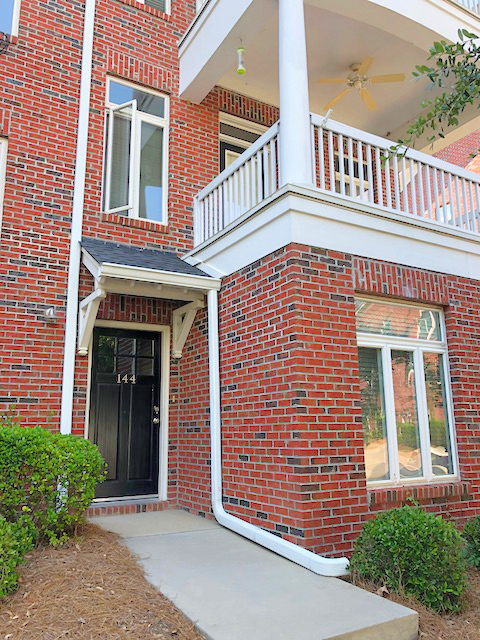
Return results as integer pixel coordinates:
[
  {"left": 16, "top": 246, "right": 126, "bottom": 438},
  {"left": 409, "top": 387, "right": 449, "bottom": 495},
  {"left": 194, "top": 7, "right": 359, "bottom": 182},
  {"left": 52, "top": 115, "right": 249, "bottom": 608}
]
[{"left": 116, "top": 374, "right": 137, "bottom": 384}]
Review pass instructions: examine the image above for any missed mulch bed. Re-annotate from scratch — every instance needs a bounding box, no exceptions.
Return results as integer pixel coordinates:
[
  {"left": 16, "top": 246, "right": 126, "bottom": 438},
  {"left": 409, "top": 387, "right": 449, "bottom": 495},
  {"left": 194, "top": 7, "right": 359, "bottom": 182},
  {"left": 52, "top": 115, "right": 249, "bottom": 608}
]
[
  {"left": 0, "top": 524, "right": 205, "bottom": 640},
  {"left": 357, "top": 570, "right": 480, "bottom": 640}
]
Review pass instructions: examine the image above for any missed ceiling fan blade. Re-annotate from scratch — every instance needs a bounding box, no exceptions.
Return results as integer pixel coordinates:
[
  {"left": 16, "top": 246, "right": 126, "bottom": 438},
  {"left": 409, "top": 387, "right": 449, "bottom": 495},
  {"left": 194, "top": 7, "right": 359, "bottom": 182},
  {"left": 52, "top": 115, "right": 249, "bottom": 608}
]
[
  {"left": 357, "top": 56, "right": 374, "bottom": 76},
  {"left": 324, "top": 87, "right": 352, "bottom": 111},
  {"left": 318, "top": 77, "right": 346, "bottom": 84},
  {"left": 370, "top": 73, "right": 406, "bottom": 84},
  {"left": 360, "top": 87, "right": 377, "bottom": 112}
]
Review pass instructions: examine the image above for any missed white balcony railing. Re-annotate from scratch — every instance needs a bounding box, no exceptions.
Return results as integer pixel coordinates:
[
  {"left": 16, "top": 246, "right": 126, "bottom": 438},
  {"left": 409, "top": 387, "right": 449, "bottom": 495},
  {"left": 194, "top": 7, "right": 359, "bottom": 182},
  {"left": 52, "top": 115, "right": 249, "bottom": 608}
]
[
  {"left": 193, "top": 114, "right": 480, "bottom": 246},
  {"left": 457, "top": 0, "right": 480, "bottom": 13},
  {"left": 194, "top": 122, "right": 279, "bottom": 245}
]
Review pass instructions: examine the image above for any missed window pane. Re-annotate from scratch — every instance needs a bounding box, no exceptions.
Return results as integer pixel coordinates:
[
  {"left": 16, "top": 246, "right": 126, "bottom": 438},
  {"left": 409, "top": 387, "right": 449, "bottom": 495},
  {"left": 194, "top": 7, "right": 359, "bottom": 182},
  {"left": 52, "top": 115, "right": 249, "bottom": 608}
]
[
  {"left": 424, "top": 352, "right": 454, "bottom": 476},
  {"left": 358, "top": 347, "right": 389, "bottom": 482},
  {"left": 0, "top": 0, "right": 15, "bottom": 35},
  {"left": 136, "top": 338, "right": 154, "bottom": 357},
  {"left": 109, "top": 113, "right": 131, "bottom": 210},
  {"left": 139, "top": 122, "right": 164, "bottom": 222},
  {"left": 136, "top": 358, "right": 154, "bottom": 376},
  {"left": 117, "top": 356, "right": 134, "bottom": 375},
  {"left": 97, "top": 335, "right": 115, "bottom": 373},
  {"left": 356, "top": 300, "right": 442, "bottom": 341},
  {"left": 117, "top": 337, "right": 135, "bottom": 356},
  {"left": 109, "top": 81, "right": 165, "bottom": 118},
  {"left": 146, "top": 0, "right": 166, "bottom": 11},
  {"left": 391, "top": 350, "right": 423, "bottom": 478}
]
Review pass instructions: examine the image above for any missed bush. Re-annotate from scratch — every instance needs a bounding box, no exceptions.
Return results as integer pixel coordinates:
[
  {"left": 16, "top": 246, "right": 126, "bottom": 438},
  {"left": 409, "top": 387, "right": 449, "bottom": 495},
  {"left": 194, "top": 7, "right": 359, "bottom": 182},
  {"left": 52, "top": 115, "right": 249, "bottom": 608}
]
[
  {"left": 0, "top": 421, "right": 106, "bottom": 545},
  {"left": 350, "top": 505, "right": 467, "bottom": 613},
  {"left": 463, "top": 516, "right": 480, "bottom": 569},
  {"left": 0, "top": 515, "right": 34, "bottom": 599}
]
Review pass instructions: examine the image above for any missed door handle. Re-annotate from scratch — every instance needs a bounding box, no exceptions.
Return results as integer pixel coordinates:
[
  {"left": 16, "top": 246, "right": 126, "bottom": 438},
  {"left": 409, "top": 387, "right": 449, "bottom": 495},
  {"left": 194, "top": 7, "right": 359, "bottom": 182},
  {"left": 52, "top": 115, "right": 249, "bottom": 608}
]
[{"left": 153, "top": 417, "right": 160, "bottom": 424}]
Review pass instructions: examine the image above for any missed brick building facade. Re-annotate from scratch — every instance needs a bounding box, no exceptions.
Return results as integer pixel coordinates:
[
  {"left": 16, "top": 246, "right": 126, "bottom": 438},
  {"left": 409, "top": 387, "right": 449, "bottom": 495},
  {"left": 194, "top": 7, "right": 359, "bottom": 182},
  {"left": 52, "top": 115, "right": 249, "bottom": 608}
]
[{"left": 2, "top": 0, "right": 480, "bottom": 573}]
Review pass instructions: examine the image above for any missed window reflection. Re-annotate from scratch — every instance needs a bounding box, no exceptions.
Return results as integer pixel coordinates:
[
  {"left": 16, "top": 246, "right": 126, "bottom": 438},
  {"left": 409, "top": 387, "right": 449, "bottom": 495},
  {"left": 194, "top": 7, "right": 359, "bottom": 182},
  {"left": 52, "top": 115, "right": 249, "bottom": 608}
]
[
  {"left": 391, "top": 350, "right": 423, "bottom": 479},
  {"left": 358, "top": 347, "right": 389, "bottom": 481}
]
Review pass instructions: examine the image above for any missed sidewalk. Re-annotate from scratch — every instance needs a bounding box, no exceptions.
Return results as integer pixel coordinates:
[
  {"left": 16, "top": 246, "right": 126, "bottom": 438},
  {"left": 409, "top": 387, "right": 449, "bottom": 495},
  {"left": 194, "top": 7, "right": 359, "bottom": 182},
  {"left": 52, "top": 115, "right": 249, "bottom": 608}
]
[{"left": 91, "top": 510, "right": 418, "bottom": 640}]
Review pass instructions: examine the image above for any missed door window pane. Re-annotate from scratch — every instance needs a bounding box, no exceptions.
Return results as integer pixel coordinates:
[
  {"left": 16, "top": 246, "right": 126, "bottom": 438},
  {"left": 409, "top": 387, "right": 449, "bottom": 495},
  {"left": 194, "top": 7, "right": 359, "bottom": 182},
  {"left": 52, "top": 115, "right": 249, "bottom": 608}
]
[
  {"left": 139, "top": 122, "right": 164, "bottom": 221},
  {"left": 358, "top": 347, "right": 389, "bottom": 482},
  {"left": 136, "top": 358, "right": 154, "bottom": 376},
  {"left": 391, "top": 350, "right": 423, "bottom": 479},
  {"left": 424, "top": 352, "right": 454, "bottom": 476},
  {"left": 109, "top": 113, "right": 132, "bottom": 210},
  {"left": 117, "top": 337, "right": 135, "bottom": 356},
  {"left": 136, "top": 338, "right": 154, "bottom": 357}
]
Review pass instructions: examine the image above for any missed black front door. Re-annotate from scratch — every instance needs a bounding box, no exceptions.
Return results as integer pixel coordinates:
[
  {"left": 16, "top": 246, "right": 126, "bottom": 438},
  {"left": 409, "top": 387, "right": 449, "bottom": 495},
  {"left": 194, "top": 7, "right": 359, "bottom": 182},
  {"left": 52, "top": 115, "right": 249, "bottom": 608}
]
[{"left": 89, "top": 328, "right": 161, "bottom": 498}]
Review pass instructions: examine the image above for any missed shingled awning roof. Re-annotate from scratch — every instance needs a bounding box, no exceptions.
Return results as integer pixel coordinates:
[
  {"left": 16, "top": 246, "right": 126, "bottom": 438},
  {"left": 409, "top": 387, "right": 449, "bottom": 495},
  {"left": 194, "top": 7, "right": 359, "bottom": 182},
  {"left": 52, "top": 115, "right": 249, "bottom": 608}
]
[{"left": 81, "top": 237, "right": 211, "bottom": 278}]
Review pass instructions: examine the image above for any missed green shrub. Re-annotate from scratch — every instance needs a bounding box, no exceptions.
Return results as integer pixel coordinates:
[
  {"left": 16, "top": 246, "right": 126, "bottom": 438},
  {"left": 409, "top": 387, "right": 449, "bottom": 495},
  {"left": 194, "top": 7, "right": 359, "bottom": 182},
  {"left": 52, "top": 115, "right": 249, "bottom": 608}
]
[
  {"left": 0, "top": 422, "right": 106, "bottom": 545},
  {"left": 0, "top": 515, "right": 33, "bottom": 599},
  {"left": 463, "top": 515, "right": 480, "bottom": 569},
  {"left": 350, "top": 505, "right": 467, "bottom": 613}
]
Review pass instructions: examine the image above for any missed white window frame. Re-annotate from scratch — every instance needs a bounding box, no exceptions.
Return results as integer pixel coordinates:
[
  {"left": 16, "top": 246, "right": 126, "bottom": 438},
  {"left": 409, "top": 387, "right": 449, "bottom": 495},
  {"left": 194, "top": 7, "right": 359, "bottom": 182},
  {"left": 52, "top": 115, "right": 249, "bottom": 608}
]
[
  {"left": 2, "top": 0, "right": 21, "bottom": 37},
  {"left": 104, "top": 77, "right": 169, "bottom": 226},
  {"left": 0, "top": 139, "right": 7, "bottom": 231},
  {"left": 356, "top": 297, "right": 459, "bottom": 489},
  {"left": 136, "top": 0, "right": 171, "bottom": 14}
]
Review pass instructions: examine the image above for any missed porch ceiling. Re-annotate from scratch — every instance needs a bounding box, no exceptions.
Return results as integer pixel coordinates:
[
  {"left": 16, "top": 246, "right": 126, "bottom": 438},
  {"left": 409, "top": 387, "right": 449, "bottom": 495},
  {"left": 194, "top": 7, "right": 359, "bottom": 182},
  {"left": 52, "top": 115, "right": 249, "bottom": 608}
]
[{"left": 218, "top": 4, "right": 441, "bottom": 138}]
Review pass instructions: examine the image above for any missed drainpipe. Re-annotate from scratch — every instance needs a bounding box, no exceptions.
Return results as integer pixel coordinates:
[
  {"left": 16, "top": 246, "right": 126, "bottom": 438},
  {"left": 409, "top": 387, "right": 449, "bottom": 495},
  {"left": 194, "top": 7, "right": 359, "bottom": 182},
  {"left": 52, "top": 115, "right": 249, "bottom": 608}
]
[
  {"left": 59, "top": 0, "right": 96, "bottom": 434},
  {"left": 207, "top": 289, "right": 349, "bottom": 577}
]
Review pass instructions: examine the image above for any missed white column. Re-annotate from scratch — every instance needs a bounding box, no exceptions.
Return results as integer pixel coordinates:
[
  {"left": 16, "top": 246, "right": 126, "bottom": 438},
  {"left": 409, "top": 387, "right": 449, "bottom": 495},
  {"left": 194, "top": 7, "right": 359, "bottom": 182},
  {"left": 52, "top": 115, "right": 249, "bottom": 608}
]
[{"left": 278, "top": 0, "right": 313, "bottom": 188}]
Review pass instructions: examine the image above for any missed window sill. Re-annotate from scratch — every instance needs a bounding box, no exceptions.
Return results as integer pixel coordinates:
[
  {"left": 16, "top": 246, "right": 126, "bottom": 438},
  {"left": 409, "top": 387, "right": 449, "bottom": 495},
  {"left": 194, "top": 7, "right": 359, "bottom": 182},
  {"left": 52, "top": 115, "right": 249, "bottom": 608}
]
[
  {"left": 368, "top": 481, "right": 471, "bottom": 507},
  {"left": 102, "top": 212, "right": 169, "bottom": 232},
  {"left": 115, "top": 0, "right": 171, "bottom": 21}
]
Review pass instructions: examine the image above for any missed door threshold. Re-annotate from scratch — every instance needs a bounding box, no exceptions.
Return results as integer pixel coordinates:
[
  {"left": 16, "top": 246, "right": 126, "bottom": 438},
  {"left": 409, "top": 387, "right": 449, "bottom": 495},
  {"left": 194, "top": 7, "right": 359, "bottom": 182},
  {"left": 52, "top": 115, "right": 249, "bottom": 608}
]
[{"left": 93, "top": 494, "right": 159, "bottom": 506}]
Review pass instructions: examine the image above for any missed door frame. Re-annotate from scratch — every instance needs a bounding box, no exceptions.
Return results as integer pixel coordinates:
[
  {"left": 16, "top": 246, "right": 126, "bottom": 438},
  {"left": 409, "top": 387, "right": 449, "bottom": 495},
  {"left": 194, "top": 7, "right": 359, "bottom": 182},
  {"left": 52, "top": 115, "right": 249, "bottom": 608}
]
[{"left": 84, "top": 320, "right": 171, "bottom": 502}]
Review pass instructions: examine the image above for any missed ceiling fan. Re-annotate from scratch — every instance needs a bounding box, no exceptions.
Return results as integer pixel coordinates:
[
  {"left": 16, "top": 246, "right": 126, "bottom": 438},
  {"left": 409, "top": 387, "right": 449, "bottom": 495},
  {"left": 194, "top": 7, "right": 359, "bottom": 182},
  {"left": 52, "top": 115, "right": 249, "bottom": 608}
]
[{"left": 318, "top": 56, "right": 405, "bottom": 113}]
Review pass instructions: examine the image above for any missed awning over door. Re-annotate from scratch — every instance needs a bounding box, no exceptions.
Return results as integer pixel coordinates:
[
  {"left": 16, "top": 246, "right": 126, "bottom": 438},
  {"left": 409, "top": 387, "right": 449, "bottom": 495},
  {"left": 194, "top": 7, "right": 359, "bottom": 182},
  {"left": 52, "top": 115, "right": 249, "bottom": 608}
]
[{"left": 79, "top": 238, "right": 221, "bottom": 357}]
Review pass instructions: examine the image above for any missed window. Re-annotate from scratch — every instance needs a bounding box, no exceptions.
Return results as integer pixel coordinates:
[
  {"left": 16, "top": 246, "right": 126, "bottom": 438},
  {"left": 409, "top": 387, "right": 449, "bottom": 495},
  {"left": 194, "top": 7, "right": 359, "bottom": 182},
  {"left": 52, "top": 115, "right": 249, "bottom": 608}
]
[
  {"left": 104, "top": 78, "right": 169, "bottom": 224},
  {"left": 1, "top": 0, "right": 21, "bottom": 36},
  {"left": 356, "top": 298, "right": 457, "bottom": 486},
  {"left": 219, "top": 114, "right": 266, "bottom": 172},
  {"left": 0, "top": 139, "right": 7, "bottom": 230},
  {"left": 136, "top": 0, "right": 170, "bottom": 12}
]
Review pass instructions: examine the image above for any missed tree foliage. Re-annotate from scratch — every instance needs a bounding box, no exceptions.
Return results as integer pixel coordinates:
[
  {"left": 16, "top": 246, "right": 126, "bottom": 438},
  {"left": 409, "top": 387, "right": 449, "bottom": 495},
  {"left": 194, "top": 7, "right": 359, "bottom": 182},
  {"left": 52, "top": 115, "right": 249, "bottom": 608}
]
[{"left": 396, "top": 29, "right": 480, "bottom": 152}]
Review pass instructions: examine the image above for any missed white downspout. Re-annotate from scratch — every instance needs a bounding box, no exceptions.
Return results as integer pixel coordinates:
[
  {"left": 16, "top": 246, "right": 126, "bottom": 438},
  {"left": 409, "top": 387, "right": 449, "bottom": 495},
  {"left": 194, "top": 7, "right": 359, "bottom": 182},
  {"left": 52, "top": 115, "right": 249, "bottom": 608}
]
[
  {"left": 207, "top": 289, "right": 349, "bottom": 577},
  {"left": 59, "top": 0, "right": 96, "bottom": 434}
]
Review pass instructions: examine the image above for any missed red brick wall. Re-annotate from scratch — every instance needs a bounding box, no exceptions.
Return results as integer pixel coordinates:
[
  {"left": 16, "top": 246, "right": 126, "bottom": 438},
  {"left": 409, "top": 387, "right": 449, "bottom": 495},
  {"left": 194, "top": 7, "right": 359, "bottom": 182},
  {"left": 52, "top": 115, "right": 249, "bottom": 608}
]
[
  {"left": 435, "top": 129, "right": 480, "bottom": 169},
  {"left": 214, "top": 244, "right": 480, "bottom": 556}
]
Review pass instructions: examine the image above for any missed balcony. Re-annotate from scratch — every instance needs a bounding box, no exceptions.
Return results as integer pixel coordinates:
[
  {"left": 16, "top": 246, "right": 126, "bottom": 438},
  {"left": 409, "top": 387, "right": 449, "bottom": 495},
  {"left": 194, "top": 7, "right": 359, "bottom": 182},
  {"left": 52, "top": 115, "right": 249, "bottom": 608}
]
[{"left": 193, "top": 115, "right": 480, "bottom": 248}]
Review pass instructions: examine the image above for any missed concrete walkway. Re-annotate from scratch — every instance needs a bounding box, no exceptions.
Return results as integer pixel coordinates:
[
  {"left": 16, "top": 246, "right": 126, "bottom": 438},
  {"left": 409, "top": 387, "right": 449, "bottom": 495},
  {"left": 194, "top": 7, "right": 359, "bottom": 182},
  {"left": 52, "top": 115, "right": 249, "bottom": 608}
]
[{"left": 91, "top": 510, "right": 418, "bottom": 640}]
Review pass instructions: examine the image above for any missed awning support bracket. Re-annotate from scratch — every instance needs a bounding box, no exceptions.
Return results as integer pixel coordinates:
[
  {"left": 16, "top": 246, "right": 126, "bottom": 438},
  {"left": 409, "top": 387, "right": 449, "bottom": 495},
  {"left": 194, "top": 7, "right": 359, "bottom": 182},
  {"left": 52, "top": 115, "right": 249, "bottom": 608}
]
[
  {"left": 77, "top": 285, "right": 107, "bottom": 355},
  {"left": 172, "top": 299, "right": 205, "bottom": 359}
]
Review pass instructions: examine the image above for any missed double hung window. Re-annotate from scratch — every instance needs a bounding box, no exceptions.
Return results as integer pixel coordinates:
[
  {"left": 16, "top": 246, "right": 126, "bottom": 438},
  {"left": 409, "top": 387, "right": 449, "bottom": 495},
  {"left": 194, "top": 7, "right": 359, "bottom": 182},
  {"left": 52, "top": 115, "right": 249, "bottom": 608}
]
[
  {"left": 356, "top": 298, "right": 457, "bottom": 486},
  {"left": 104, "top": 79, "right": 169, "bottom": 224}
]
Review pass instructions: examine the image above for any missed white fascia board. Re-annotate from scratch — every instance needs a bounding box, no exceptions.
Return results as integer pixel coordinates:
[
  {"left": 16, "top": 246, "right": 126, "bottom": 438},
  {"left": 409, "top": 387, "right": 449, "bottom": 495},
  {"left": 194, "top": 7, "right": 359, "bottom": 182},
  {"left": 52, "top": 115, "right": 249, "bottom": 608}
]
[
  {"left": 97, "top": 262, "right": 221, "bottom": 291},
  {"left": 184, "top": 185, "right": 480, "bottom": 281}
]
